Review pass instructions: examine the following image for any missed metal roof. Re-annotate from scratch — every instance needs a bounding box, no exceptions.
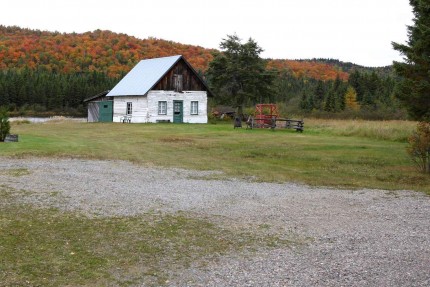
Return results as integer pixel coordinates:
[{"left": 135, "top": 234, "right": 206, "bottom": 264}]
[
  {"left": 106, "top": 55, "right": 182, "bottom": 97},
  {"left": 83, "top": 90, "right": 110, "bottom": 102}
]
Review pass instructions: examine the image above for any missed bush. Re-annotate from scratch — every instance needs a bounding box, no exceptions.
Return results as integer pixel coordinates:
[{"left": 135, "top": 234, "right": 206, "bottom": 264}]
[
  {"left": 0, "top": 107, "right": 11, "bottom": 142},
  {"left": 407, "top": 122, "right": 430, "bottom": 173}
]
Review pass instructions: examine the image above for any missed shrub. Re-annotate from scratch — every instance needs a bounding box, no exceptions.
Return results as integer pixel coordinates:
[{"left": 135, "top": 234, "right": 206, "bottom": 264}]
[
  {"left": 0, "top": 107, "right": 11, "bottom": 142},
  {"left": 407, "top": 122, "right": 430, "bottom": 173}
]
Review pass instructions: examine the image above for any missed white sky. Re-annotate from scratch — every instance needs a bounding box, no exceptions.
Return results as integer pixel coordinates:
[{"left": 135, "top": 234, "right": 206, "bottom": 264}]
[{"left": 2, "top": 0, "right": 413, "bottom": 67}]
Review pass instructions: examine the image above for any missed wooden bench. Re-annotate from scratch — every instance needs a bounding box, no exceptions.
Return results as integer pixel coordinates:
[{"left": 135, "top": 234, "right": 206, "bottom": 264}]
[
  {"left": 246, "top": 116, "right": 276, "bottom": 130},
  {"left": 4, "top": 134, "right": 19, "bottom": 142},
  {"left": 246, "top": 116, "right": 304, "bottom": 132},
  {"left": 279, "top": 119, "right": 304, "bottom": 132}
]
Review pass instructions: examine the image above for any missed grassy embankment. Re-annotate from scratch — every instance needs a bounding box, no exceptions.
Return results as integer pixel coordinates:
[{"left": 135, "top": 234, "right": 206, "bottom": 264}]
[
  {"left": 1, "top": 119, "right": 428, "bottom": 286},
  {"left": 1, "top": 118, "right": 428, "bottom": 193}
]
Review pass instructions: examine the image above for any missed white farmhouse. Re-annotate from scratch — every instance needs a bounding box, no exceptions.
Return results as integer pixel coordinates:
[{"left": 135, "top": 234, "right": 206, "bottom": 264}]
[{"left": 106, "top": 55, "right": 211, "bottom": 123}]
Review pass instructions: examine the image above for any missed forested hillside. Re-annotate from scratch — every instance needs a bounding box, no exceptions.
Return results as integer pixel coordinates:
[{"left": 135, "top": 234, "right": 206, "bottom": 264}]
[
  {"left": 267, "top": 59, "right": 349, "bottom": 81},
  {"left": 0, "top": 25, "right": 216, "bottom": 115},
  {"left": 0, "top": 25, "right": 404, "bottom": 119},
  {"left": 0, "top": 26, "right": 215, "bottom": 76},
  {"left": 0, "top": 26, "right": 368, "bottom": 80}
]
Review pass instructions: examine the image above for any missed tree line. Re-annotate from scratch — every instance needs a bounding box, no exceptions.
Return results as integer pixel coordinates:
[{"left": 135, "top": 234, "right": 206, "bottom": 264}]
[
  {"left": 207, "top": 35, "right": 406, "bottom": 120},
  {"left": 273, "top": 69, "right": 404, "bottom": 119},
  {"left": 0, "top": 68, "right": 120, "bottom": 116},
  {"left": 0, "top": 55, "right": 404, "bottom": 119}
]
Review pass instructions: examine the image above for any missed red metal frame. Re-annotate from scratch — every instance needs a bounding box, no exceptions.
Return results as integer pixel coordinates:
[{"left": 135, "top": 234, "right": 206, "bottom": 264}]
[{"left": 255, "top": 104, "right": 279, "bottom": 126}]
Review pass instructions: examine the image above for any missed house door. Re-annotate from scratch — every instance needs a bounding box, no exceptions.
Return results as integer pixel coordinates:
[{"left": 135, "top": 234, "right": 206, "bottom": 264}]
[
  {"left": 173, "top": 100, "right": 183, "bottom": 123},
  {"left": 98, "top": 101, "right": 113, "bottom": 122}
]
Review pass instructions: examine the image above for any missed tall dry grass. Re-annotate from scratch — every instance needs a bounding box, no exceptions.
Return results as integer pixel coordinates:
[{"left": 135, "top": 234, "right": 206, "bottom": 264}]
[{"left": 306, "top": 118, "right": 416, "bottom": 142}]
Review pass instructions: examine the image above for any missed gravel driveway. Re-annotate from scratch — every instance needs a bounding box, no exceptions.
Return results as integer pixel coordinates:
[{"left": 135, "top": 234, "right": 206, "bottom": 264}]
[{"left": 1, "top": 158, "right": 429, "bottom": 286}]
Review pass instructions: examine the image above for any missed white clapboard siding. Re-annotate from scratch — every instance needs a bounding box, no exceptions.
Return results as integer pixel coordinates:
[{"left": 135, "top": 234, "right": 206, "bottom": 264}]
[
  {"left": 113, "top": 96, "right": 149, "bottom": 123},
  {"left": 113, "top": 91, "right": 208, "bottom": 123},
  {"left": 147, "top": 91, "right": 207, "bottom": 123}
]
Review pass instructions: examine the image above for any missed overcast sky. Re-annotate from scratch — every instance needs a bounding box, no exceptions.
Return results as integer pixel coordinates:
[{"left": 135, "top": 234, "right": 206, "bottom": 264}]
[{"left": 2, "top": 0, "right": 413, "bottom": 67}]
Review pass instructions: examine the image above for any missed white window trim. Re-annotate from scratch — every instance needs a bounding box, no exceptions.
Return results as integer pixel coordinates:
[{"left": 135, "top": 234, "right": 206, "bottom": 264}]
[
  {"left": 191, "top": 101, "right": 198, "bottom": 115},
  {"left": 158, "top": 101, "right": 167, "bottom": 115}
]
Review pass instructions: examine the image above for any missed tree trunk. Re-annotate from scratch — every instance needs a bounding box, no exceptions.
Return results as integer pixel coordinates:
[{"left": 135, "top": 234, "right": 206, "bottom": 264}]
[{"left": 237, "top": 105, "right": 243, "bottom": 119}]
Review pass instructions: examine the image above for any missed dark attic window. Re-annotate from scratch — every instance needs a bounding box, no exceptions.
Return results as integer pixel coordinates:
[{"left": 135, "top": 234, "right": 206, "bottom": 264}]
[{"left": 173, "top": 74, "right": 183, "bottom": 92}]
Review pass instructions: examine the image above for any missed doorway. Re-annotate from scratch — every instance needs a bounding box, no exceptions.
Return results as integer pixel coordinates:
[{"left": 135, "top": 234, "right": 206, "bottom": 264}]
[{"left": 173, "top": 100, "right": 183, "bottom": 123}]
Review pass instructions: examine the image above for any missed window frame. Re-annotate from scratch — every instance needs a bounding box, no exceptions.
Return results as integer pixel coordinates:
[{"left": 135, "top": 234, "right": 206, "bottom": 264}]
[
  {"left": 158, "top": 101, "right": 167, "bottom": 115},
  {"left": 190, "top": 101, "right": 199, "bottom": 115},
  {"left": 126, "top": 102, "right": 132, "bottom": 115}
]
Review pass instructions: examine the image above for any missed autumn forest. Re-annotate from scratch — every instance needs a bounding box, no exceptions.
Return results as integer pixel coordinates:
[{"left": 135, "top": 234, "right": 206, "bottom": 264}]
[{"left": 0, "top": 25, "right": 404, "bottom": 119}]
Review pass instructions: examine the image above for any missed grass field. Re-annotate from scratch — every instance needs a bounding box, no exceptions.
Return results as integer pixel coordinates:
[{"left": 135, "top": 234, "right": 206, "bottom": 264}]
[{"left": 1, "top": 118, "right": 429, "bottom": 194}]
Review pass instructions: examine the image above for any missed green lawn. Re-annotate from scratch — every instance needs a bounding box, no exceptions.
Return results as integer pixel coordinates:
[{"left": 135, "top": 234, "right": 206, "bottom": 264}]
[{"left": 1, "top": 119, "right": 429, "bottom": 194}]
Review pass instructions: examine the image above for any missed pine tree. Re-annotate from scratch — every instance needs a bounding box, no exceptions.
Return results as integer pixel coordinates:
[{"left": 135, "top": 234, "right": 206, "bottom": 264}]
[
  {"left": 308, "top": 94, "right": 315, "bottom": 111},
  {"left": 331, "top": 75, "right": 346, "bottom": 111},
  {"left": 207, "top": 34, "right": 274, "bottom": 115},
  {"left": 0, "top": 107, "right": 10, "bottom": 142},
  {"left": 314, "top": 80, "right": 325, "bottom": 110},
  {"left": 324, "top": 92, "right": 336, "bottom": 112},
  {"left": 348, "top": 70, "right": 363, "bottom": 102},
  {"left": 392, "top": 0, "right": 430, "bottom": 121},
  {"left": 300, "top": 91, "right": 310, "bottom": 111}
]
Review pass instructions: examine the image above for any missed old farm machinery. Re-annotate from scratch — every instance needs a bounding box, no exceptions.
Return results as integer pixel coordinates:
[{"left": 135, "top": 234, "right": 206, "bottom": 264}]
[{"left": 245, "top": 104, "right": 304, "bottom": 132}]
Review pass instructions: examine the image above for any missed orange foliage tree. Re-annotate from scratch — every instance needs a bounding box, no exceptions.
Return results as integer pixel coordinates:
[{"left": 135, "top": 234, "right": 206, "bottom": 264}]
[{"left": 344, "top": 86, "right": 360, "bottom": 111}]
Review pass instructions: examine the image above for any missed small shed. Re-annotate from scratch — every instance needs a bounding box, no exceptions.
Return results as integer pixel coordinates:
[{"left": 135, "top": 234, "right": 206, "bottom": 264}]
[
  {"left": 83, "top": 90, "right": 112, "bottom": 122},
  {"left": 106, "top": 55, "right": 212, "bottom": 123}
]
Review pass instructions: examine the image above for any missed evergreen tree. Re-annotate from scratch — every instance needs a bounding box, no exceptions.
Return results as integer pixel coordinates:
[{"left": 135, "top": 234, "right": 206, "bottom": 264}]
[
  {"left": 392, "top": 0, "right": 430, "bottom": 121},
  {"left": 314, "top": 80, "right": 325, "bottom": 110},
  {"left": 275, "top": 71, "right": 306, "bottom": 102},
  {"left": 206, "top": 34, "right": 274, "bottom": 115},
  {"left": 300, "top": 90, "right": 310, "bottom": 111},
  {"left": 348, "top": 70, "right": 364, "bottom": 102},
  {"left": 308, "top": 94, "right": 315, "bottom": 111},
  {"left": 331, "top": 75, "right": 346, "bottom": 111},
  {"left": 324, "top": 92, "right": 336, "bottom": 112},
  {"left": 0, "top": 107, "right": 10, "bottom": 142}
]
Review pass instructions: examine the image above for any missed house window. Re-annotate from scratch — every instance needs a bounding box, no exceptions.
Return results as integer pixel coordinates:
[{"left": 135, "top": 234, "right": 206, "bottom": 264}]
[
  {"left": 158, "top": 101, "right": 167, "bottom": 115},
  {"left": 173, "top": 74, "right": 183, "bottom": 92},
  {"left": 191, "top": 101, "right": 198, "bottom": 115},
  {"left": 126, "top": 102, "right": 132, "bottom": 115}
]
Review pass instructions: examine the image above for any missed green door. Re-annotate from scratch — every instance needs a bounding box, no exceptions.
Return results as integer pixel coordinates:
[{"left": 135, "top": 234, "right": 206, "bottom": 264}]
[
  {"left": 173, "top": 100, "right": 183, "bottom": 123},
  {"left": 98, "top": 101, "right": 113, "bottom": 122}
]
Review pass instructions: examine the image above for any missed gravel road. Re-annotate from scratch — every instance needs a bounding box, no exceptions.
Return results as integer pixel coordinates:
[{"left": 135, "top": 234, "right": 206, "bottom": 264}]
[{"left": 1, "top": 158, "right": 429, "bottom": 286}]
